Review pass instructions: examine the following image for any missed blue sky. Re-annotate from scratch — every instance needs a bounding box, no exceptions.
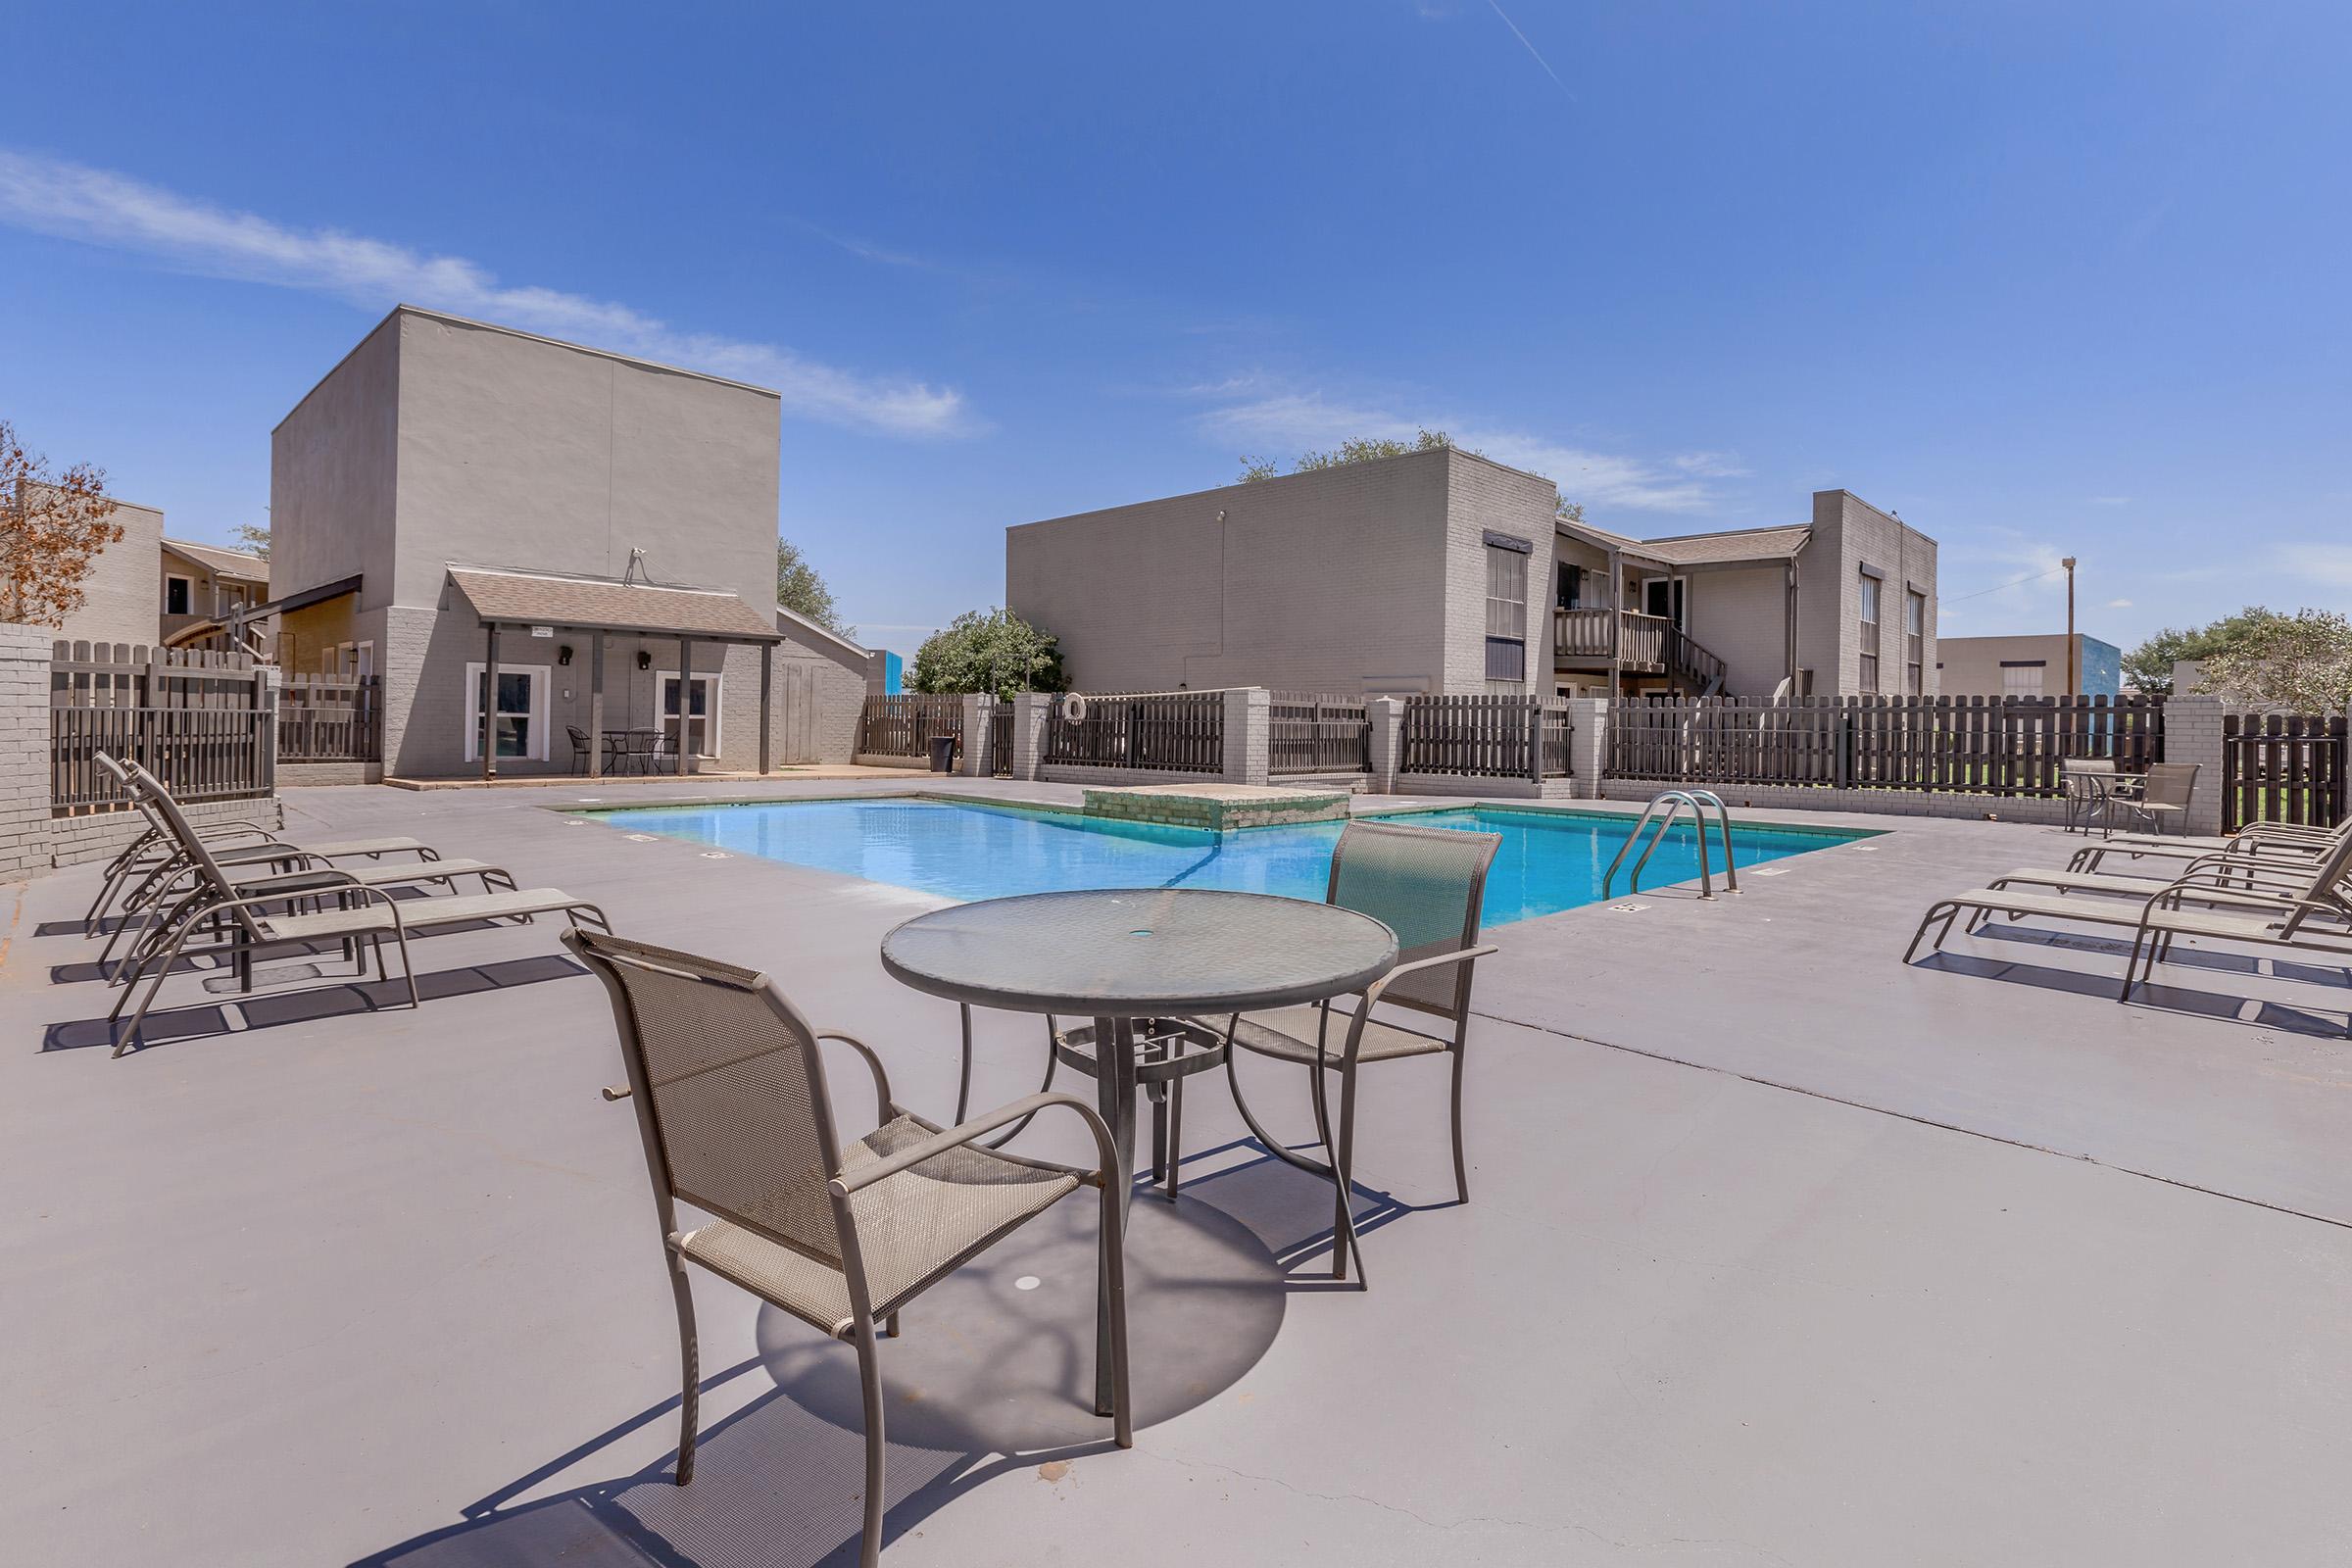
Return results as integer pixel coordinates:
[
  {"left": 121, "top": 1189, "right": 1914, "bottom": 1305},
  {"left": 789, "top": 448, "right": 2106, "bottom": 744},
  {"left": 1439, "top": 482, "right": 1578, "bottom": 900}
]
[{"left": 1, "top": 2, "right": 2345, "bottom": 658}]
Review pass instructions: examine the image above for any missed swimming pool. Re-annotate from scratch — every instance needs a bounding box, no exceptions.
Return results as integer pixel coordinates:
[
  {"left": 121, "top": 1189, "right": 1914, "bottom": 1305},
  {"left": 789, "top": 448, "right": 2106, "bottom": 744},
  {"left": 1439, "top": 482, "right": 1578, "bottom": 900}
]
[{"left": 587, "top": 797, "right": 1873, "bottom": 927}]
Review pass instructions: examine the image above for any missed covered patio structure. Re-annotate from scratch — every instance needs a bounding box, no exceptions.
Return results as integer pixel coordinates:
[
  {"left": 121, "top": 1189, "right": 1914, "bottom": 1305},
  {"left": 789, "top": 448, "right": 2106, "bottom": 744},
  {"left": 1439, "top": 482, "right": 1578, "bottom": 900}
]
[{"left": 444, "top": 566, "right": 787, "bottom": 781}]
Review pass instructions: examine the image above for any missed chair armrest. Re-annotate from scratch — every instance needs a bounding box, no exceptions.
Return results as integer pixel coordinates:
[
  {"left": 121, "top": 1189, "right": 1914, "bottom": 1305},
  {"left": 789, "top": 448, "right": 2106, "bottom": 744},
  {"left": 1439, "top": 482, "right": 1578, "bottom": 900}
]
[
  {"left": 815, "top": 1031, "right": 895, "bottom": 1125},
  {"left": 831, "top": 1092, "right": 1116, "bottom": 1196},
  {"left": 1360, "top": 945, "right": 1501, "bottom": 1008}
]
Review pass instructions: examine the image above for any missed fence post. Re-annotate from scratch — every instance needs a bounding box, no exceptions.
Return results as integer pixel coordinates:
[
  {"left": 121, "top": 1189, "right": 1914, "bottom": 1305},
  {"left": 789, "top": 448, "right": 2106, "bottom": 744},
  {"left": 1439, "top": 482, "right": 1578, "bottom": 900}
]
[
  {"left": 0, "top": 624, "right": 54, "bottom": 879},
  {"left": 1564, "top": 697, "right": 1609, "bottom": 798},
  {"left": 956, "top": 693, "right": 991, "bottom": 777},
  {"left": 1366, "top": 696, "right": 1404, "bottom": 794},
  {"left": 1523, "top": 697, "right": 1544, "bottom": 786},
  {"left": 1010, "top": 691, "right": 1052, "bottom": 781},
  {"left": 1224, "top": 687, "right": 1269, "bottom": 786},
  {"left": 259, "top": 662, "right": 281, "bottom": 796},
  {"left": 2161, "top": 694, "right": 2226, "bottom": 837}
]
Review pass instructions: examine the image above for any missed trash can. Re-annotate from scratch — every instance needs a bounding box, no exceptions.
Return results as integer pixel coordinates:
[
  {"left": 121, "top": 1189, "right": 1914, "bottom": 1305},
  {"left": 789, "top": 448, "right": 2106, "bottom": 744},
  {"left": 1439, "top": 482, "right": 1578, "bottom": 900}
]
[{"left": 928, "top": 734, "right": 959, "bottom": 773}]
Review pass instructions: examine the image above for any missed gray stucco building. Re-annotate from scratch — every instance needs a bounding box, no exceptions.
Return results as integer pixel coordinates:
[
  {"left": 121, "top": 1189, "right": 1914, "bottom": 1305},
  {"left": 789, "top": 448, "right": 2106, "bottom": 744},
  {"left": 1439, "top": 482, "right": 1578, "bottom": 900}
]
[
  {"left": 270, "top": 306, "right": 866, "bottom": 777},
  {"left": 1008, "top": 447, "right": 1937, "bottom": 701}
]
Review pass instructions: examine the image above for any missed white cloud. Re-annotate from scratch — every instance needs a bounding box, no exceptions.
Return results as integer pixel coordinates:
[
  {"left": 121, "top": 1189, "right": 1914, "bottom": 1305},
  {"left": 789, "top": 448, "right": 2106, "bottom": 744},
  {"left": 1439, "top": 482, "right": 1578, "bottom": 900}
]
[
  {"left": 1673, "top": 451, "right": 1750, "bottom": 478},
  {"left": 1196, "top": 390, "right": 1718, "bottom": 512},
  {"left": 2105, "top": 597, "right": 2133, "bottom": 609},
  {"left": 2271, "top": 542, "right": 2352, "bottom": 588},
  {"left": 2087, "top": 495, "right": 2131, "bottom": 506},
  {"left": 0, "top": 149, "right": 972, "bottom": 437}
]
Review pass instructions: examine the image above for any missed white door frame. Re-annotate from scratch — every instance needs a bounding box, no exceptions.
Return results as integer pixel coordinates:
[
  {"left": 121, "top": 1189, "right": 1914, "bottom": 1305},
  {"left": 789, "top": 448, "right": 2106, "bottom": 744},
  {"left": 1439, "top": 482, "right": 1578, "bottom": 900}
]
[
  {"left": 656, "top": 667, "right": 722, "bottom": 760},
  {"left": 463, "top": 661, "right": 551, "bottom": 762},
  {"left": 1640, "top": 573, "right": 1688, "bottom": 627}
]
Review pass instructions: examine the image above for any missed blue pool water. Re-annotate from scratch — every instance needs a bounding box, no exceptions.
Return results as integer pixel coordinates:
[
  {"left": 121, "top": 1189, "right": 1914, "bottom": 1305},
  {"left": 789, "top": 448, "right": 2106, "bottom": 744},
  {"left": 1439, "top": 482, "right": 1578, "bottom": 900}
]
[{"left": 588, "top": 798, "right": 1872, "bottom": 927}]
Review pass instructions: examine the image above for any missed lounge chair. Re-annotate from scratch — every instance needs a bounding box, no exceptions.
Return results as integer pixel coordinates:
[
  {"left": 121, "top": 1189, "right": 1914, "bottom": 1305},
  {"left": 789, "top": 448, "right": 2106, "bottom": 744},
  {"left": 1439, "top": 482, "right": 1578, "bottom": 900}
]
[
  {"left": 1189, "top": 819, "right": 1501, "bottom": 1285},
  {"left": 103, "top": 769, "right": 608, "bottom": 1054},
  {"left": 97, "top": 760, "right": 515, "bottom": 975},
  {"left": 1904, "top": 829, "right": 2352, "bottom": 1000},
  {"left": 82, "top": 754, "right": 438, "bottom": 932},
  {"left": 562, "top": 928, "right": 1131, "bottom": 1568},
  {"left": 2073, "top": 818, "right": 2347, "bottom": 875}
]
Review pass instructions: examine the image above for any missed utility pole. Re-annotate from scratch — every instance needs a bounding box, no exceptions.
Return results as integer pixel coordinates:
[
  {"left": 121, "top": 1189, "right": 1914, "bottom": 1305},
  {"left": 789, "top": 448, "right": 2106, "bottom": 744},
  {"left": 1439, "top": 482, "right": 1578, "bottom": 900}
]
[{"left": 2062, "top": 556, "right": 2078, "bottom": 696}]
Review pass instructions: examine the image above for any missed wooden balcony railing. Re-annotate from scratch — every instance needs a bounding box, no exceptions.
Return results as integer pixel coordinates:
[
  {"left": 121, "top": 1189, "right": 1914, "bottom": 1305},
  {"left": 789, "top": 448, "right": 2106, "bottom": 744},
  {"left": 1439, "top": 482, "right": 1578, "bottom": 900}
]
[{"left": 1552, "top": 609, "right": 1726, "bottom": 692}]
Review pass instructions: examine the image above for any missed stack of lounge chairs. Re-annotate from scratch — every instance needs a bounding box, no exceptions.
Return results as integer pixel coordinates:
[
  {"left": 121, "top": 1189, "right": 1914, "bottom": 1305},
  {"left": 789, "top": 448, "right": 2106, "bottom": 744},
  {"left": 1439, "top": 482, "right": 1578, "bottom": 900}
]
[
  {"left": 1907, "top": 816, "right": 2352, "bottom": 1002},
  {"left": 88, "top": 754, "right": 611, "bottom": 1054}
]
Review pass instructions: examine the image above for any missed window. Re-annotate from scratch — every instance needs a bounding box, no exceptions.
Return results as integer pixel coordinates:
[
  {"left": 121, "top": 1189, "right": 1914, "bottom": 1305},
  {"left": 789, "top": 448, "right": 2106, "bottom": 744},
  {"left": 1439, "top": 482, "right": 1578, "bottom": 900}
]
[
  {"left": 2001, "top": 662, "right": 2045, "bottom": 698},
  {"left": 657, "top": 669, "right": 722, "bottom": 759},
  {"left": 1904, "top": 589, "right": 1926, "bottom": 695},
  {"left": 463, "top": 662, "right": 549, "bottom": 761},
  {"left": 164, "top": 575, "right": 192, "bottom": 616},
  {"left": 1857, "top": 571, "right": 1882, "bottom": 694},
  {"left": 1484, "top": 542, "right": 1528, "bottom": 691}
]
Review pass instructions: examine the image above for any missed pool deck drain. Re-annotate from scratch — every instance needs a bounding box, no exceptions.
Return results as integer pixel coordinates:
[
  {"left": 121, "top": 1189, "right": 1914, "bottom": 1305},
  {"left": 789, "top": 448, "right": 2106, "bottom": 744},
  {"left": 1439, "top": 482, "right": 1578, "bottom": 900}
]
[{"left": 1080, "top": 782, "right": 1350, "bottom": 831}]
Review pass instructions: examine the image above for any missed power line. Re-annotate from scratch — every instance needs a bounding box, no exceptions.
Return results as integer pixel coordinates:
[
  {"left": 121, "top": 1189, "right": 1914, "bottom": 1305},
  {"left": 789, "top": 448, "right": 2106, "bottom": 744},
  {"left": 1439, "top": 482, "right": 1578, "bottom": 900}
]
[{"left": 1937, "top": 564, "right": 2068, "bottom": 606}]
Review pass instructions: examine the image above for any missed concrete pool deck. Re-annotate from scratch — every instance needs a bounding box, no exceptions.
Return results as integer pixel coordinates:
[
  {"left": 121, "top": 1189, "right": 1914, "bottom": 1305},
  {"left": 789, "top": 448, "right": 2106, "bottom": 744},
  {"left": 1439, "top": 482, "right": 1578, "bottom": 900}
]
[{"left": 5, "top": 776, "right": 2350, "bottom": 1565}]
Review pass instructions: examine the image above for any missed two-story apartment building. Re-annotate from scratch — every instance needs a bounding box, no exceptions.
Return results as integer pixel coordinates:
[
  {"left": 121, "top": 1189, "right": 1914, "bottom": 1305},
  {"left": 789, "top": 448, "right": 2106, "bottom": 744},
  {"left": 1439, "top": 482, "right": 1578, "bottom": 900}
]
[
  {"left": 1007, "top": 446, "right": 1937, "bottom": 701},
  {"left": 159, "top": 538, "right": 270, "bottom": 656},
  {"left": 268, "top": 305, "right": 866, "bottom": 777}
]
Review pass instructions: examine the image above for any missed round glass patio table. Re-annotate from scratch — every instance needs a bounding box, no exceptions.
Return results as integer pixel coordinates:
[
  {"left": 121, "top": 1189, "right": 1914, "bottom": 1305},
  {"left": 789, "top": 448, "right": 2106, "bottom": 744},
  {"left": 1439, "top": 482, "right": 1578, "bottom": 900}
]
[{"left": 880, "top": 887, "right": 1397, "bottom": 1412}]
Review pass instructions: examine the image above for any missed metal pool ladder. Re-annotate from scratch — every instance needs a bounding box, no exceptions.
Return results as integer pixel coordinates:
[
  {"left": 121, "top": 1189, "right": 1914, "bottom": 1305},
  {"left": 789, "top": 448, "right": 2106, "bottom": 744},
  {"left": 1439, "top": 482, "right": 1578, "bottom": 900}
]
[{"left": 1602, "top": 789, "right": 1740, "bottom": 899}]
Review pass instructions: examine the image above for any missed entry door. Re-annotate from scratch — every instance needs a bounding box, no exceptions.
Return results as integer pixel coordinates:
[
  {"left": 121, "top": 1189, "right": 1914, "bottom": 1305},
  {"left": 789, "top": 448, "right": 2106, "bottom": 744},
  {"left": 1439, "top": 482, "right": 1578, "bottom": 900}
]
[
  {"left": 660, "top": 672, "right": 719, "bottom": 759},
  {"left": 1642, "top": 576, "right": 1687, "bottom": 627},
  {"left": 465, "top": 663, "right": 548, "bottom": 761}
]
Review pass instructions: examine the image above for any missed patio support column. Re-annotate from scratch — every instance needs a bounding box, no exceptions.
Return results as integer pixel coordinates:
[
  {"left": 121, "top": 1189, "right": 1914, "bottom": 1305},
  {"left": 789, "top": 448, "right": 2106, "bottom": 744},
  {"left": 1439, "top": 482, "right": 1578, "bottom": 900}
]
[
  {"left": 1606, "top": 548, "right": 1623, "bottom": 704},
  {"left": 675, "top": 636, "right": 693, "bottom": 776},
  {"left": 1785, "top": 558, "right": 1799, "bottom": 691},
  {"left": 759, "top": 641, "right": 773, "bottom": 775},
  {"left": 588, "top": 630, "right": 606, "bottom": 780},
  {"left": 481, "top": 623, "right": 500, "bottom": 782}
]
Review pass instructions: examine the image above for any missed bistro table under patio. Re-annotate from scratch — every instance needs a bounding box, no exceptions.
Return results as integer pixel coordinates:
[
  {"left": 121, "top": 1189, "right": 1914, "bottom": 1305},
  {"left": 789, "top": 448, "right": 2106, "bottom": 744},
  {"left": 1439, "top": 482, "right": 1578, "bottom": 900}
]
[{"left": 880, "top": 886, "right": 1397, "bottom": 1412}]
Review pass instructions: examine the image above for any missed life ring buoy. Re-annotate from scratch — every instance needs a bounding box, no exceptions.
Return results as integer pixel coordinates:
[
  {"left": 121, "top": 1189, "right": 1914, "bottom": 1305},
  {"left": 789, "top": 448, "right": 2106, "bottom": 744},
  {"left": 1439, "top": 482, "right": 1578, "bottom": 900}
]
[{"left": 1061, "top": 692, "right": 1088, "bottom": 723}]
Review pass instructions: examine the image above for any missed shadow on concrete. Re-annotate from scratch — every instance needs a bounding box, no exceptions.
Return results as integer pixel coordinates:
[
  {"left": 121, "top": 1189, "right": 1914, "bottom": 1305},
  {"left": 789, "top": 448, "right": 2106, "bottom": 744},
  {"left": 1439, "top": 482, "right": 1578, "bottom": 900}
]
[
  {"left": 1913, "top": 941, "right": 2352, "bottom": 1040},
  {"left": 350, "top": 1183, "right": 1298, "bottom": 1568},
  {"left": 39, "top": 956, "right": 590, "bottom": 1053}
]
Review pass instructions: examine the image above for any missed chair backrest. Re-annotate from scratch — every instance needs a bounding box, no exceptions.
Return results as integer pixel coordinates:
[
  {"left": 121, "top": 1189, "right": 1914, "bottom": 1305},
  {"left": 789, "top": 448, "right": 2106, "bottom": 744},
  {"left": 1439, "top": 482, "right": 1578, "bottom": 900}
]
[
  {"left": 566, "top": 725, "right": 590, "bottom": 748},
  {"left": 564, "top": 928, "right": 851, "bottom": 1270},
  {"left": 2143, "top": 761, "right": 2199, "bottom": 809},
  {"left": 119, "top": 759, "right": 275, "bottom": 944},
  {"left": 1325, "top": 820, "right": 1501, "bottom": 1019}
]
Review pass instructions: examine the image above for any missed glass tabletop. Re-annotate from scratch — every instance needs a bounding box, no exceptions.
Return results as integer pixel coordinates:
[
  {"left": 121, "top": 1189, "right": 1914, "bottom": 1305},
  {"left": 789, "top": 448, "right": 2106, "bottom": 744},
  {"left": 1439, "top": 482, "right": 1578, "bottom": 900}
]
[{"left": 880, "top": 888, "right": 1398, "bottom": 1017}]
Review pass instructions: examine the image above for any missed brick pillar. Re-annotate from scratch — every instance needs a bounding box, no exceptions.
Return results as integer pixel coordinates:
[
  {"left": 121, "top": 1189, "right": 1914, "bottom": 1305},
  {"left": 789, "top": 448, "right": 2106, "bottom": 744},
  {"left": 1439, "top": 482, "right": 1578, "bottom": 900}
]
[
  {"left": 1223, "top": 687, "right": 1270, "bottom": 786},
  {"left": 0, "top": 623, "right": 55, "bottom": 880},
  {"left": 2165, "top": 694, "right": 2227, "bottom": 837},
  {"left": 956, "top": 694, "right": 991, "bottom": 777},
  {"left": 1563, "top": 696, "right": 1609, "bottom": 799},
  {"left": 1366, "top": 696, "right": 1404, "bottom": 795},
  {"left": 1011, "top": 692, "right": 1053, "bottom": 781}
]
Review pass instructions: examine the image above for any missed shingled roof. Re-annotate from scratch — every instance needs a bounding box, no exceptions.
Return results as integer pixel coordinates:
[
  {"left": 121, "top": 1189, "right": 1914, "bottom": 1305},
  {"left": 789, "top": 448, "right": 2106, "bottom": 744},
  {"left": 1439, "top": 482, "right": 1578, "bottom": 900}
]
[{"left": 445, "top": 567, "right": 782, "bottom": 642}]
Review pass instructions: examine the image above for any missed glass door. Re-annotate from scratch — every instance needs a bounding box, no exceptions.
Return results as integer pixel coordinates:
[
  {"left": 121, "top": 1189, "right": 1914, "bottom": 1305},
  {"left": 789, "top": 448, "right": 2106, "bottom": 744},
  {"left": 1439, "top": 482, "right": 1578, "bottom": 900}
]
[
  {"left": 466, "top": 664, "right": 545, "bottom": 760},
  {"left": 660, "top": 672, "right": 718, "bottom": 759}
]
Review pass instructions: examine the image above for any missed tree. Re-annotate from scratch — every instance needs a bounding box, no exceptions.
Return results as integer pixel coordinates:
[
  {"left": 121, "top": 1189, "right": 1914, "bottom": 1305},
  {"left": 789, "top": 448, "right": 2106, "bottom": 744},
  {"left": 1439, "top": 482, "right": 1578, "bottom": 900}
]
[
  {"left": 776, "top": 538, "right": 852, "bottom": 638},
  {"left": 2199, "top": 609, "right": 2352, "bottom": 711},
  {"left": 907, "top": 608, "right": 1066, "bottom": 699},
  {"left": 1557, "top": 498, "right": 1587, "bottom": 525},
  {"left": 0, "top": 420, "right": 122, "bottom": 628},
  {"left": 229, "top": 522, "right": 270, "bottom": 561},
  {"left": 2122, "top": 607, "right": 2289, "bottom": 696},
  {"left": 1238, "top": 427, "right": 1471, "bottom": 483}
]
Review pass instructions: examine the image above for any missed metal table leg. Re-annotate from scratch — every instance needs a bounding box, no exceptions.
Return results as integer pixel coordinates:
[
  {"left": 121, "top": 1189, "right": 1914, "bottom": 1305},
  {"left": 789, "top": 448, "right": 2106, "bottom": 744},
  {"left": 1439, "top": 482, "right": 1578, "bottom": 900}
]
[{"left": 1091, "top": 1012, "right": 1138, "bottom": 1417}]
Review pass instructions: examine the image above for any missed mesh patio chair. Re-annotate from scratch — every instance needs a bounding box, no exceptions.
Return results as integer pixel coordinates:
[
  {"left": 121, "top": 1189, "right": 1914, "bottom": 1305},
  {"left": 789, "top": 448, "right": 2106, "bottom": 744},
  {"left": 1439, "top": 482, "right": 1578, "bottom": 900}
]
[
  {"left": 567, "top": 725, "right": 594, "bottom": 772},
  {"left": 563, "top": 929, "right": 1132, "bottom": 1568},
  {"left": 2060, "top": 760, "right": 2117, "bottom": 835},
  {"left": 2105, "top": 761, "right": 2198, "bottom": 838},
  {"left": 1189, "top": 820, "right": 1500, "bottom": 1286}
]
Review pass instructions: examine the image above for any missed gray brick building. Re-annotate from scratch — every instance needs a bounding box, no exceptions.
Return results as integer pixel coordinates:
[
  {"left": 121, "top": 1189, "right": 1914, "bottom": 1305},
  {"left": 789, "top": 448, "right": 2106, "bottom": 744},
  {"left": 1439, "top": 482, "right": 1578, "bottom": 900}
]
[{"left": 1009, "top": 448, "right": 1936, "bottom": 700}]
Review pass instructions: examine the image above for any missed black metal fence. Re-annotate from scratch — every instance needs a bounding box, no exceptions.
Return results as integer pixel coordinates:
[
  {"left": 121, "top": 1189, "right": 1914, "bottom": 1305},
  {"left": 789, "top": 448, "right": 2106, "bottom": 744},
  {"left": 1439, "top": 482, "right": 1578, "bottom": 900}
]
[
  {"left": 1046, "top": 691, "right": 1225, "bottom": 772},
  {"left": 1269, "top": 692, "right": 1370, "bottom": 775}
]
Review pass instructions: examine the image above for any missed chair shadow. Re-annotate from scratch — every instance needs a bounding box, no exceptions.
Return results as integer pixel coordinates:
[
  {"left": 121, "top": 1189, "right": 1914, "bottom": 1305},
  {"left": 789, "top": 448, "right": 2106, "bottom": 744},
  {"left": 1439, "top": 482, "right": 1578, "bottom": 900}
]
[
  {"left": 1912, "top": 925, "right": 2352, "bottom": 1039},
  {"left": 39, "top": 956, "right": 590, "bottom": 1053},
  {"left": 353, "top": 1179, "right": 1304, "bottom": 1568}
]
